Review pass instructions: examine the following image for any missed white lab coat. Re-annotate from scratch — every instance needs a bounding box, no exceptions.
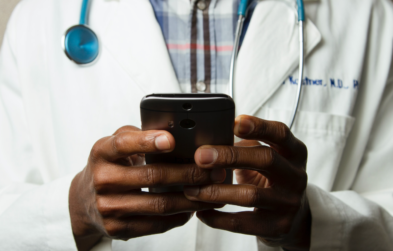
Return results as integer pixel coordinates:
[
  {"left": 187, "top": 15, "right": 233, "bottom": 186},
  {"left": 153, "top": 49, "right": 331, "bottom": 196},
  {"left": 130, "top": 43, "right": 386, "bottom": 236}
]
[{"left": 0, "top": 0, "right": 392, "bottom": 250}]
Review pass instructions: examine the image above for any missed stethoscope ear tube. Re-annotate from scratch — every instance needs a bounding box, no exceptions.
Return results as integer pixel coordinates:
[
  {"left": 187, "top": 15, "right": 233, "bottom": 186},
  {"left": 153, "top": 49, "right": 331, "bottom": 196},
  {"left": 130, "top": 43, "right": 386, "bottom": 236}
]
[
  {"left": 228, "top": 15, "right": 244, "bottom": 99},
  {"left": 229, "top": 0, "right": 306, "bottom": 130},
  {"left": 297, "top": 0, "right": 306, "bottom": 22},
  {"left": 288, "top": 20, "right": 304, "bottom": 130},
  {"left": 80, "top": 0, "right": 90, "bottom": 25},
  {"left": 288, "top": 0, "right": 306, "bottom": 130}
]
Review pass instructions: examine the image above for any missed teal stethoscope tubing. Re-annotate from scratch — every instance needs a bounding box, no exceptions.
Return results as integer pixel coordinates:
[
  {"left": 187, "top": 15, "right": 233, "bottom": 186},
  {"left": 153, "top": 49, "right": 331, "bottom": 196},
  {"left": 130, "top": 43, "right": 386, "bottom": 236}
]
[
  {"left": 229, "top": 0, "right": 306, "bottom": 130},
  {"left": 80, "top": 0, "right": 89, "bottom": 25}
]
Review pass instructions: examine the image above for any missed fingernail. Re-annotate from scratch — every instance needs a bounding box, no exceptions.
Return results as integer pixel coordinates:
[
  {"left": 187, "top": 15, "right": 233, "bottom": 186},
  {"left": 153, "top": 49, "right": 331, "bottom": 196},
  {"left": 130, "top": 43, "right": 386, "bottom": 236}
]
[
  {"left": 210, "top": 169, "right": 226, "bottom": 183},
  {"left": 238, "top": 118, "right": 254, "bottom": 135},
  {"left": 199, "top": 148, "right": 218, "bottom": 165},
  {"left": 155, "top": 135, "right": 171, "bottom": 151},
  {"left": 184, "top": 186, "right": 200, "bottom": 197}
]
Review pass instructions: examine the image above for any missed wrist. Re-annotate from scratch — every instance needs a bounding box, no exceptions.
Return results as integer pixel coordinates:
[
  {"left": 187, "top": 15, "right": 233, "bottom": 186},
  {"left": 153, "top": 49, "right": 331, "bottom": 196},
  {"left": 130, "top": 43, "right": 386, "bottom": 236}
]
[
  {"left": 69, "top": 172, "right": 104, "bottom": 251},
  {"left": 281, "top": 196, "right": 312, "bottom": 251}
]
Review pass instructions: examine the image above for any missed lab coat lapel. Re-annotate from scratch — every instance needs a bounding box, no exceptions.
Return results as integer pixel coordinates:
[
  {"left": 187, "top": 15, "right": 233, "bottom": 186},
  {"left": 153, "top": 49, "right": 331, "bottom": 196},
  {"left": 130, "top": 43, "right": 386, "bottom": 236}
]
[
  {"left": 101, "top": 0, "right": 181, "bottom": 94},
  {"left": 235, "top": 1, "right": 321, "bottom": 116}
]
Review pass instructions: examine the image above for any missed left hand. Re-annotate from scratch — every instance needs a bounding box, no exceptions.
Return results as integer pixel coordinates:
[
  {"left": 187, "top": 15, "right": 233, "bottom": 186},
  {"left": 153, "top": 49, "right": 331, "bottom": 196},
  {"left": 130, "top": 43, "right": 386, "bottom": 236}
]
[{"left": 184, "top": 115, "right": 311, "bottom": 251}]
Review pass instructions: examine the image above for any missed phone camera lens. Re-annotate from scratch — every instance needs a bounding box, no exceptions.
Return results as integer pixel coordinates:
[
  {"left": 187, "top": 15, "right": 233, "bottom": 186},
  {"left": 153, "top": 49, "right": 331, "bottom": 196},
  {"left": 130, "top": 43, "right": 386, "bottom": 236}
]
[
  {"left": 180, "top": 119, "right": 196, "bottom": 129},
  {"left": 182, "top": 103, "right": 192, "bottom": 111}
]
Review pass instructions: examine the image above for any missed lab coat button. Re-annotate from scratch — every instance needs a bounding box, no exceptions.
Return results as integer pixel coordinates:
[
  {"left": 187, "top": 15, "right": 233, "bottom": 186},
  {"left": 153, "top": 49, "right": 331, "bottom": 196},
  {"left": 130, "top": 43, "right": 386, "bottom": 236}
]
[
  {"left": 196, "top": 1, "right": 207, "bottom": 11},
  {"left": 196, "top": 81, "right": 207, "bottom": 92}
]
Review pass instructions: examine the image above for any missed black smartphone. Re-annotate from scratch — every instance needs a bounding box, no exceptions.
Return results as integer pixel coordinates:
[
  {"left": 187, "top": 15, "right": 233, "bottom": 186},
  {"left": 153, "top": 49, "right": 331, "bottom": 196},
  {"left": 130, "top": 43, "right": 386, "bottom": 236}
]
[{"left": 140, "top": 93, "right": 235, "bottom": 193}]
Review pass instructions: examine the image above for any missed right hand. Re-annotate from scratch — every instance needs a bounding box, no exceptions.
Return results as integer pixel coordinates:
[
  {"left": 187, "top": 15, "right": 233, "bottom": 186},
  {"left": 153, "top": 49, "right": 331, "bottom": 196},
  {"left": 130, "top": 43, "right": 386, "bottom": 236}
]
[{"left": 69, "top": 126, "right": 226, "bottom": 251}]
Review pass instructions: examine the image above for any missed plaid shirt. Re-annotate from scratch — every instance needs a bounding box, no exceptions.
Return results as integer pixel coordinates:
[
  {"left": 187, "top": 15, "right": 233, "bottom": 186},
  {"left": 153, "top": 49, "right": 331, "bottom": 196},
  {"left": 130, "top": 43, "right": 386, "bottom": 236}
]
[{"left": 149, "top": 0, "right": 256, "bottom": 93}]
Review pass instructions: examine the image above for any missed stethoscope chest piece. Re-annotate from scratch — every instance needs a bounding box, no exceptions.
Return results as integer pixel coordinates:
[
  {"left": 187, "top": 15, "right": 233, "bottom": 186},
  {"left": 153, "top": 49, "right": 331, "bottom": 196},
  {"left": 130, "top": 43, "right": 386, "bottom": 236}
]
[{"left": 63, "top": 25, "right": 99, "bottom": 65}]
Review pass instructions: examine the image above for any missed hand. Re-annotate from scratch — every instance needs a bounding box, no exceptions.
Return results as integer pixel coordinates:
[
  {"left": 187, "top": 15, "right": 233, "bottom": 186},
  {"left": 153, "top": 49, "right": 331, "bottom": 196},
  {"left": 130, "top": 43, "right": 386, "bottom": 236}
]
[
  {"left": 184, "top": 115, "right": 311, "bottom": 251},
  {"left": 69, "top": 126, "right": 226, "bottom": 251}
]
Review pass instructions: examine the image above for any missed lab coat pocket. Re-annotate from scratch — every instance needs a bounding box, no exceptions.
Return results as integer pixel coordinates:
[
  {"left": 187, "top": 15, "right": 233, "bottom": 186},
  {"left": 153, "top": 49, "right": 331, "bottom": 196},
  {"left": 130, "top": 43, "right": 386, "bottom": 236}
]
[{"left": 262, "top": 108, "right": 355, "bottom": 191}]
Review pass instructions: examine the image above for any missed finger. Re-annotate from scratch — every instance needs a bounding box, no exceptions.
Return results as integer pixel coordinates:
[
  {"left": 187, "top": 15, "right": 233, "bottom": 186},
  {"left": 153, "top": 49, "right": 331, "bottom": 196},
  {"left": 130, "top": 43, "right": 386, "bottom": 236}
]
[
  {"left": 234, "top": 140, "right": 261, "bottom": 147},
  {"left": 184, "top": 184, "right": 299, "bottom": 209},
  {"left": 234, "top": 169, "right": 268, "bottom": 187},
  {"left": 129, "top": 153, "right": 145, "bottom": 166},
  {"left": 113, "top": 126, "right": 144, "bottom": 165},
  {"left": 194, "top": 145, "right": 304, "bottom": 188},
  {"left": 113, "top": 125, "right": 141, "bottom": 135},
  {"left": 196, "top": 210, "right": 292, "bottom": 240},
  {"left": 103, "top": 212, "right": 192, "bottom": 240},
  {"left": 234, "top": 115, "right": 307, "bottom": 162},
  {"left": 91, "top": 130, "right": 176, "bottom": 162},
  {"left": 93, "top": 163, "right": 227, "bottom": 193},
  {"left": 96, "top": 192, "right": 224, "bottom": 217}
]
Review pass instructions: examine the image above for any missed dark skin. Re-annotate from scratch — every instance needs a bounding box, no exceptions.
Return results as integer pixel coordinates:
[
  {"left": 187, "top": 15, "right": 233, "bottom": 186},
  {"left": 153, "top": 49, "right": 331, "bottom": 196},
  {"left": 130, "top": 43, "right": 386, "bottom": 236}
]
[
  {"left": 69, "top": 126, "right": 226, "bottom": 251},
  {"left": 185, "top": 115, "right": 311, "bottom": 251},
  {"left": 69, "top": 115, "right": 311, "bottom": 251}
]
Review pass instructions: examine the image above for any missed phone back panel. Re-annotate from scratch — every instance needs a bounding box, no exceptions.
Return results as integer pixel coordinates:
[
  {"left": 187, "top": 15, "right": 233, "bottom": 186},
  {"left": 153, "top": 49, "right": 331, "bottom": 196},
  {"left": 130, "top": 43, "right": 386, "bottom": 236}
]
[{"left": 140, "top": 94, "right": 235, "bottom": 192}]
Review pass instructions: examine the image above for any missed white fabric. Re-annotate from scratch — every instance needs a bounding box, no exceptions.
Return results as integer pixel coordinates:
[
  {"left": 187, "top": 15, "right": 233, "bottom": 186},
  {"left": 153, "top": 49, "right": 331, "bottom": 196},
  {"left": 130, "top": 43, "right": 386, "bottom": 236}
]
[{"left": 0, "top": 0, "right": 392, "bottom": 250}]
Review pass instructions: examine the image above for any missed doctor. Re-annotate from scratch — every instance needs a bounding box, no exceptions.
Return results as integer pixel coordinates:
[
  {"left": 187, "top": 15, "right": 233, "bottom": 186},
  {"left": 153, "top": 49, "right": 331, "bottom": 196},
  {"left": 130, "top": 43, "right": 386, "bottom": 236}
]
[{"left": 0, "top": 0, "right": 392, "bottom": 251}]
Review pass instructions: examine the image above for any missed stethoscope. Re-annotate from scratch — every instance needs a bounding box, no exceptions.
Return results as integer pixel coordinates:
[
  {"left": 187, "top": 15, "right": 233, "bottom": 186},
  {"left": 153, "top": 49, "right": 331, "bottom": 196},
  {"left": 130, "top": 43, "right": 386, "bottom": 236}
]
[
  {"left": 63, "top": 0, "right": 305, "bottom": 129},
  {"left": 62, "top": 0, "right": 99, "bottom": 65},
  {"left": 229, "top": 0, "right": 305, "bottom": 129}
]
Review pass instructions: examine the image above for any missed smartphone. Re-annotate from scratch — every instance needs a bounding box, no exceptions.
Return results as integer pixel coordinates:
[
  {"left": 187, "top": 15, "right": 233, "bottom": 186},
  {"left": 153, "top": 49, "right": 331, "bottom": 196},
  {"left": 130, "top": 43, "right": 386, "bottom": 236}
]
[{"left": 140, "top": 93, "right": 235, "bottom": 193}]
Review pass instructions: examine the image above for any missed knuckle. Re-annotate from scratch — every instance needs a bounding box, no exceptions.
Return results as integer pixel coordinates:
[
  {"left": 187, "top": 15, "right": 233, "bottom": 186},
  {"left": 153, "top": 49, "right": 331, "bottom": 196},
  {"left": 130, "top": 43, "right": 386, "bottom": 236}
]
[
  {"left": 93, "top": 169, "right": 112, "bottom": 194},
  {"left": 96, "top": 196, "right": 112, "bottom": 217},
  {"left": 203, "top": 185, "right": 220, "bottom": 202},
  {"left": 242, "top": 187, "right": 259, "bottom": 207},
  {"left": 186, "top": 165, "right": 208, "bottom": 184},
  {"left": 105, "top": 221, "right": 124, "bottom": 238},
  {"left": 112, "top": 135, "right": 126, "bottom": 155},
  {"left": 276, "top": 122, "right": 292, "bottom": 144},
  {"left": 138, "top": 133, "right": 154, "bottom": 152},
  {"left": 139, "top": 167, "right": 153, "bottom": 186},
  {"left": 261, "top": 147, "right": 276, "bottom": 168},
  {"left": 90, "top": 139, "right": 105, "bottom": 162},
  {"left": 256, "top": 120, "right": 269, "bottom": 137},
  {"left": 186, "top": 165, "right": 196, "bottom": 184},
  {"left": 93, "top": 173, "right": 107, "bottom": 193},
  {"left": 223, "top": 147, "right": 238, "bottom": 166},
  {"left": 152, "top": 196, "right": 172, "bottom": 215},
  {"left": 141, "top": 166, "right": 166, "bottom": 187}
]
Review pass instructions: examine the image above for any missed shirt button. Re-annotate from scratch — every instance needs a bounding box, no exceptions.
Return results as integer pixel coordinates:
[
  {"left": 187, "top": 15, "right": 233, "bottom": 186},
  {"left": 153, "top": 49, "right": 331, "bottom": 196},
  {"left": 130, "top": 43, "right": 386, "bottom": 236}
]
[
  {"left": 196, "top": 81, "right": 207, "bottom": 92},
  {"left": 196, "top": 0, "right": 207, "bottom": 11}
]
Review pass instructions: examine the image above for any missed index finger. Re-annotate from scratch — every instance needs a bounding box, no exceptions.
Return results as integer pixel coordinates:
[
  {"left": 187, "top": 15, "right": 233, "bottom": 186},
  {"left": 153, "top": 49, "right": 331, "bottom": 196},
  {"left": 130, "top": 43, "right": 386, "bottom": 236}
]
[
  {"left": 234, "top": 115, "right": 307, "bottom": 162},
  {"left": 92, "top": 130, "right": 175, "bottom": 162}
]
